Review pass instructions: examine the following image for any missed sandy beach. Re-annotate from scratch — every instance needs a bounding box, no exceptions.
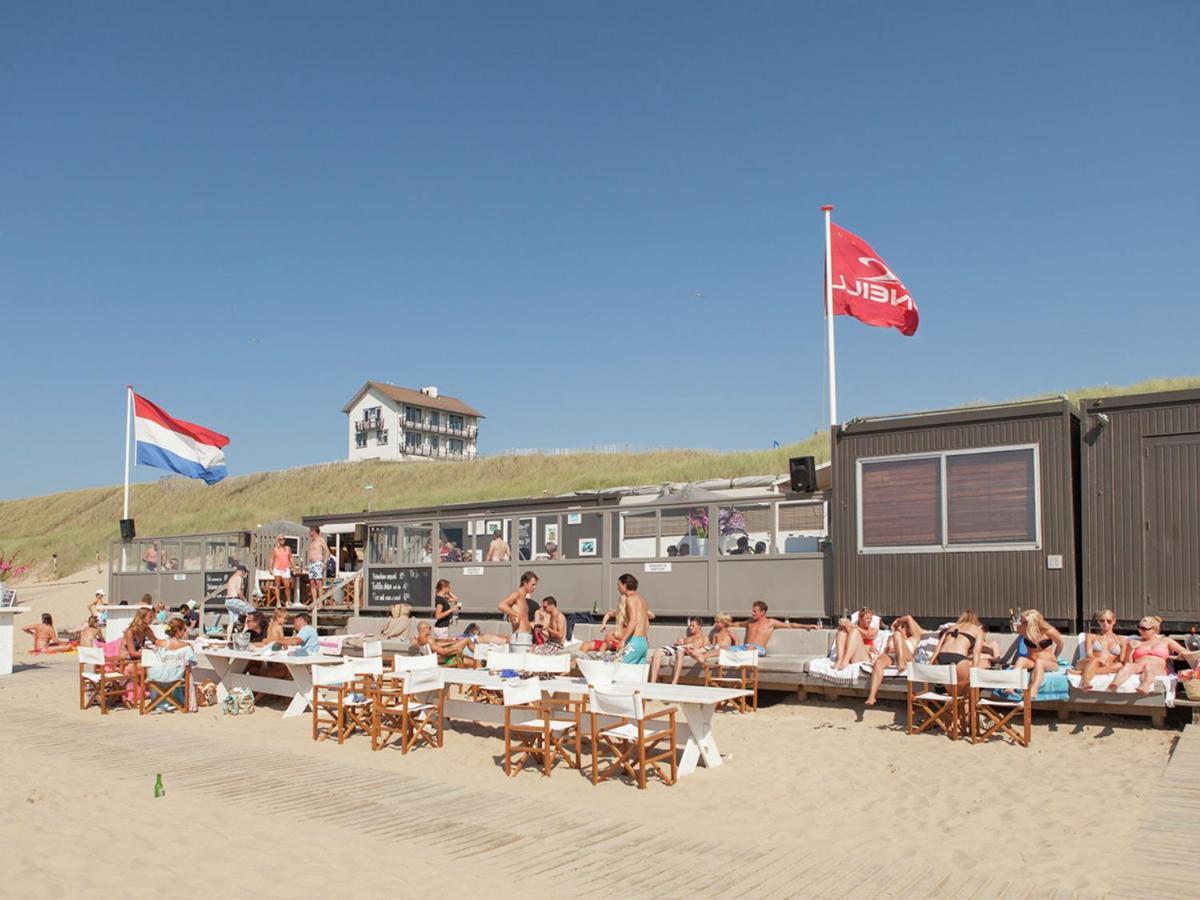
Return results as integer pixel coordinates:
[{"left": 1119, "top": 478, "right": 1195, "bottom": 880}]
[{"left": 0, "top": 571, "right": 1179, "bottom": 899}]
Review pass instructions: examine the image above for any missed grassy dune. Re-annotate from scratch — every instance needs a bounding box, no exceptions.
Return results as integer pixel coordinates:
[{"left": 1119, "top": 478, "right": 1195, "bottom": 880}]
[
  {"left": 0, "top": 436, "right": 828, "bottom": 581},
  {"left": 4, "top": 374, "right": 1197, "bottom": 583}
]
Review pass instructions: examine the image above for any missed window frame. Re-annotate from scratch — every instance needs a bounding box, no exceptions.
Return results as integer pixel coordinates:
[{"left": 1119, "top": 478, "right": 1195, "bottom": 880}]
[{"left": 856, "top": 443, "right": 1041, "bottom": 554}]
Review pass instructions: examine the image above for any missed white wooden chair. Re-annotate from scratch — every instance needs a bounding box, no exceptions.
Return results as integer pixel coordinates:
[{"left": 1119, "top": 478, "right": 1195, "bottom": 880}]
[
  {"left": 969, "top": 667, "right": 1032, "bottom": 747},
  {"left": 372, "top": 666, "right": 445, "bottom": 753},
  {"left": 138, "top": 648, "right": 192, "bottom": 715},
  {"left": 312, "top": 661, "right": 376, "bottom": 744},
  {"left": 78, "top": 645, "right": 134, "bottom": 714},
  {"left": 703, "top": 648, "right": 759, "bottom": 713},
  {"left": 488, "top": 650, "right": 528, "bottom": 673},
  {"left": 577, "top": 658, "right": 619, "bottom": 686},
  {"left": 524, "top": 654, "right": 571, "bottom": 675},
  {"left": 587, "top": 687, "right": 676, "bottom": 789},
  {"left": 614, "top": 662, "right": 650, "bottom": 685},
  {"left": 502, "top": 677, "right": 581, "bottom": 777},
  {"left": 906, "top": 662, "right": 964, "bottom": 740}
]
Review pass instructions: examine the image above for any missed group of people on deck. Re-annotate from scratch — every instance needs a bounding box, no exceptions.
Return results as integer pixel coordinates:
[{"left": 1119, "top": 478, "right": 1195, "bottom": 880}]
[{"left": 824, "top": 606, "right": 1191, "bottom": 705}]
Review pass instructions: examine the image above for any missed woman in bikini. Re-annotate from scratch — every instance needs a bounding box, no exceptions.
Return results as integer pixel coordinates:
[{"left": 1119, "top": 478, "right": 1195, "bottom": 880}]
[
  {"left": 1107, "top": 616, "right": 1186, "bottom": 694},
  {"left": 1014, "top": 609, "right": 1063, "bottom": 701},
  {"left": 833, "top": 607, "right": 879, "bottom": 671},
  {"left": 1072, "top": 608, "right": 1127, "bottom": 690},
  {"left": 929, "top": 610, "right": 985, "bottom": 686},
  {"left": 865, "top": 615, "right": 923, "bottom": 706}
]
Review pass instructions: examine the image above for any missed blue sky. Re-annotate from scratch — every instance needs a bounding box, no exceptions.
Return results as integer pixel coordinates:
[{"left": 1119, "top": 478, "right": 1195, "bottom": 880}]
[{"left": 2, "top": 2, "right": 1197, "bottom": 499}]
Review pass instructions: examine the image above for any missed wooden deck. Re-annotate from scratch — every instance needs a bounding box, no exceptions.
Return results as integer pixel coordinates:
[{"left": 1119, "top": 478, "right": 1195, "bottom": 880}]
[{"left": 1116, "top": 725, "right": 1200, "bottom": 899}]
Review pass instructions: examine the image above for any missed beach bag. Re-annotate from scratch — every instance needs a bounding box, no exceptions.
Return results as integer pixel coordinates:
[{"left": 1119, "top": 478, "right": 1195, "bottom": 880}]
[
  {"left": 196, "top": 680, "right": 218, "bottom": 708},
  {"left": 222, "top": 687, "right": 256, "bottom": 716}
]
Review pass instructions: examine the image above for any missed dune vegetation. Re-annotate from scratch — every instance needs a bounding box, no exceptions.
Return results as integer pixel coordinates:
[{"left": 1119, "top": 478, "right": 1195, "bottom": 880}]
[{"left": 4, "top": 375, "right": 1197, "bottom": 583}]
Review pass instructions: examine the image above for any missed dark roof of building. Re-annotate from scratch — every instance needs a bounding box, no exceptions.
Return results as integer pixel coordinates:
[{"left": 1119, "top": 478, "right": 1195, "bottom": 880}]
[
  {"left": 836, "top": 397, "right": 1077, "bottom": 436},
  {"left": 341, "top": 381, "right": 485, "bottom": 418},
  {"left": 1083, "top": 387, "right": 1200, "bottom": 413}
]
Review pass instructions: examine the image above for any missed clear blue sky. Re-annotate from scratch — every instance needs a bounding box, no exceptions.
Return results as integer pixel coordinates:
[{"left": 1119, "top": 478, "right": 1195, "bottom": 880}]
[{"left": 2, "top": 2, "right": 1197, "bottom": 499}]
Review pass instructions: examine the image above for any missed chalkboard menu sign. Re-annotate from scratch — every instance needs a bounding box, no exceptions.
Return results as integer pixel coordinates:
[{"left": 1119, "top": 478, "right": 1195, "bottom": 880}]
[
  {"left": 205, "top": 570, "right": 233, "bottom": 599},
  {"left": 368, "top": 567, "right": 432, "bottom": 609}
]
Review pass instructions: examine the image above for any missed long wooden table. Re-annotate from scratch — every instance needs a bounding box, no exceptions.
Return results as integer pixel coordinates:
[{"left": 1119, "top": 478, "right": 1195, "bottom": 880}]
[{"left": 440, "top": 669, "right": 749, "bottom": 777}]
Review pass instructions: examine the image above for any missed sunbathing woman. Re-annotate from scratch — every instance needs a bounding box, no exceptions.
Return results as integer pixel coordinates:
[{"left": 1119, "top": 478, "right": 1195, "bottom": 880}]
[
  {"left": 833, "top": 607, "right": 879, "bottom": 671},
  {"left": 930, "top": 610, "right": 985, "bottom": 686},
  {"left": 1014, "top": 609, "right": 1063, "bottom": 701},
  {"left": 23, "top": 613, "right": 61, "bottom": 652},
  {"left": 78, "top": 616, "right": 104, "bottom": 649},
  {"left": 1072, "top": 608, "right": 1127, "bottom": 690},
  {"left": 865, "top": 615, "right": 923, "bottom": 706},
  {"left": 1107, "top": 616, "right": 1186, "bottom": 694}
]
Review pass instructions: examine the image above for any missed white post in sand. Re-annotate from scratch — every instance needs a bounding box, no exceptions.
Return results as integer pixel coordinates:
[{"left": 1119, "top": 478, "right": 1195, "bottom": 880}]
[{"left": 0, "top": 607, "right": 29, "bottom": 676}]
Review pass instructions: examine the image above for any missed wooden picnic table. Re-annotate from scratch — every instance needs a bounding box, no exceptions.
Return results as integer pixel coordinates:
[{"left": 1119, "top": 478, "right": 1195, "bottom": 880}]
[
  {"left": 439, "top": 669, "right": 749, "bottom": 777},
  {"left": 197, "top": 647, "right": 342, "bottom": 718}
]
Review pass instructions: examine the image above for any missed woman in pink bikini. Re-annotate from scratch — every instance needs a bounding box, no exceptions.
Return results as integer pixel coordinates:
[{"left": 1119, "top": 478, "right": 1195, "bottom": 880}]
[{"left": 1107, "top": 616, "right": 1187, "bottom": 694}]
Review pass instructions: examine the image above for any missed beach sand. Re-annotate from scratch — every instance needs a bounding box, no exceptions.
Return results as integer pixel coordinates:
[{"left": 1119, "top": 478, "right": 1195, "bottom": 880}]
[{"left": 0, "top": 571, "right": 1178, "bottom": 898}]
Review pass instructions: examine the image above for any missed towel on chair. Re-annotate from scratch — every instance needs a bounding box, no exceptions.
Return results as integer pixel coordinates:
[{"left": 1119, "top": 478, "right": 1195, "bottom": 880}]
[
  {"left": 1066, "top": 671, "right": 1176, "bottom": 707},
  {"left": 808, "top": 657, "right": 865, "bottom": 684}
]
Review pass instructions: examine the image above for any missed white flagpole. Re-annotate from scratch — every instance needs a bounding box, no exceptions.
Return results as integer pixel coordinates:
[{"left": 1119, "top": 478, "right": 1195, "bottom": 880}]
[
  {"left": 822, "top": 204, "right": 838, "bottom": 427},
  {"left": 123, "top": 385, "right": 133, "bottom": 519},
  {"left": 121, "top": 385, "right": 133, "bottom": 573}
]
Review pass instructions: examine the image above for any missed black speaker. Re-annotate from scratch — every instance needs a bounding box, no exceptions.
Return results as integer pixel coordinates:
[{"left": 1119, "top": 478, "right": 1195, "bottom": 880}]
[
  {"left": 119, "top": 518, "right": 136, "bottom": 541},
  {"left": 239, "top": 531, "right": 252, "bottom": 548},
  {"left": 789, "top": 456, "right": 817, "bottom": 493},
  {"left": 354, "top": 523, "right": 368, "bottom": 543}
]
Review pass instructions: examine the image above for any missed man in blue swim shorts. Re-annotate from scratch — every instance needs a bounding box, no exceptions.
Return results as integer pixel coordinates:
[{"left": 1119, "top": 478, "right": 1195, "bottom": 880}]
[
  {"left": 614, "top": 573, "right": 652, "bottom": 664},
  {"left": 730, "top": 600, "right": 817, "bottom": 657}
]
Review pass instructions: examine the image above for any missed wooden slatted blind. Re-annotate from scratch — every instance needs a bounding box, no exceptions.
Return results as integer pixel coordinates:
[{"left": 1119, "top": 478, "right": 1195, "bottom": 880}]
[
  {"left": 861, "top": 458, "right": 942, "bottom": 547},
  {"left": 779, "top": 503, "right": 825, "bottom": 531},
  {"left": 946, "top": 449, "right": 1036, "bottom": 544}
]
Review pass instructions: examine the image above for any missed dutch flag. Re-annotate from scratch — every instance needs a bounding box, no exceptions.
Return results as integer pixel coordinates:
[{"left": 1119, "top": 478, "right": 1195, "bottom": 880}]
[{"left": 133, "top": 392, "right": 230, "bottom": 485}]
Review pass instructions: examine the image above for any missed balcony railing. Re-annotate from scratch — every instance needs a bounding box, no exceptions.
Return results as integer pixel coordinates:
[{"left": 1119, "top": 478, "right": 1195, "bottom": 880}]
[
  {"left": 403, "top": 420, "right": 478, "bottom": 438},
  {"left": 401, "top": 442, "right": 477, "bottom": 460}
]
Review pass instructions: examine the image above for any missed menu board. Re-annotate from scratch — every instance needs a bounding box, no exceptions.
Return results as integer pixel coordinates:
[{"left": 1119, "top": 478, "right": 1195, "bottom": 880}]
[
  {"left": 367, "top": 567, "right": 432, "bottom": 609},
  {"left": 205, "top": 570, "right": 233, "bottom": 599}
]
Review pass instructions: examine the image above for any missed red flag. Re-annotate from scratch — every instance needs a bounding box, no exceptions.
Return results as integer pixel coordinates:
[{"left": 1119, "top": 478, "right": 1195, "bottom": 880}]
[{"left": 828, "top": 223, "right": 919, "bottom": 336}]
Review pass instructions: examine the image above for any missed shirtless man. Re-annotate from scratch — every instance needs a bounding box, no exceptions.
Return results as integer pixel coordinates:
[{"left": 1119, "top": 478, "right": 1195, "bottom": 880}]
[
  {"left": 23, "top": 613, "right": 61, "bottom": 652},
  {"left": 270, "top": 534, "right": 293, "bottom": 605},
  {"left": 412, "top": 621, "right": 472, "bottom": 662},
  {"left": 142, "top": 542, "right": 159, "bottom": 571},
  {"left": 650, "top": 617, "right": 707, "bottom": 684},
  {"left": 614, "top": 573, "right": 651, "bottom": 664},
  {"left": 306, "top": 527, "right": 330, "bottom": 606},
  {"left": 485, "top": 529, "right": 511, "bottom": 562},
  {"left": 498, "top": 571, "right": 537, "bottom": 646},
  {"left": 533, "top": 596, "right": 567, "bottom": 649},
  {"left": 731, "top": 600, "right": 815, "bottom": 657}
]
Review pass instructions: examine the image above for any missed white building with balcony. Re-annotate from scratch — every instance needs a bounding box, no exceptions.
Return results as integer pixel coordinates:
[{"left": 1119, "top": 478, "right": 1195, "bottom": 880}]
[{"left": 343, "top": 381, "right": 483, "bottom": 463}]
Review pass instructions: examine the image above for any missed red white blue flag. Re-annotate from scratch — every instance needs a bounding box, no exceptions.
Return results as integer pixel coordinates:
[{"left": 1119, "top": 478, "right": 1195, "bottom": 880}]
[{"left": 133, "top": 393, "right": 230, "bottom": 484}]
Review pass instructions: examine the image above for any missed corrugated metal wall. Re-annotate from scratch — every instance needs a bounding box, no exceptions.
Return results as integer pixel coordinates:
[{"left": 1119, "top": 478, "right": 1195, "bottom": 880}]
[
  {"left": 1080, "top": 392, "right": 1200, "bottom": 623},
  {"left": 832, "top": 403, "right": 1079, "bottom": 625}
]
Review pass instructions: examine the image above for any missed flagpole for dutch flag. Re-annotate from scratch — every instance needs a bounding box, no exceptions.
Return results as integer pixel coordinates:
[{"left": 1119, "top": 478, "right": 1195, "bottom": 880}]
[
  {"left": 822, "top": 204, "right": 838, "bottom": 427},
  {"left": 121, "top": 384, "right": 133, "bottom": 571}
]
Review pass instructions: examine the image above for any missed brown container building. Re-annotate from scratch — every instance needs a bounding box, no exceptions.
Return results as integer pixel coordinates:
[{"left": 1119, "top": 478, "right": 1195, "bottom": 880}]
[
  {"left": 1080, "top": 388, "right": 1200, "bottom": 627},
  {"left": 831, "top": 399, "right": 1081, "bottom": 626}
]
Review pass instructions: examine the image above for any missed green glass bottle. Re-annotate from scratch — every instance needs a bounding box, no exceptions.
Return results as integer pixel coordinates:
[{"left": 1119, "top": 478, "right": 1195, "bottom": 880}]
[
  {"left": 154, "top": 773, "right": 164, "bottom": 798},
  {"left": 591, "top": 598, "right": 599, "bottom": 615}
]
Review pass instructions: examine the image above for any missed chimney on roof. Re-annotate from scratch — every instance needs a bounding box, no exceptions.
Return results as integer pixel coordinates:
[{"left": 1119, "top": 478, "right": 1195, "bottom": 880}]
[{"left": 421, "top": 385, "right": 439, "bottom": 398}]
